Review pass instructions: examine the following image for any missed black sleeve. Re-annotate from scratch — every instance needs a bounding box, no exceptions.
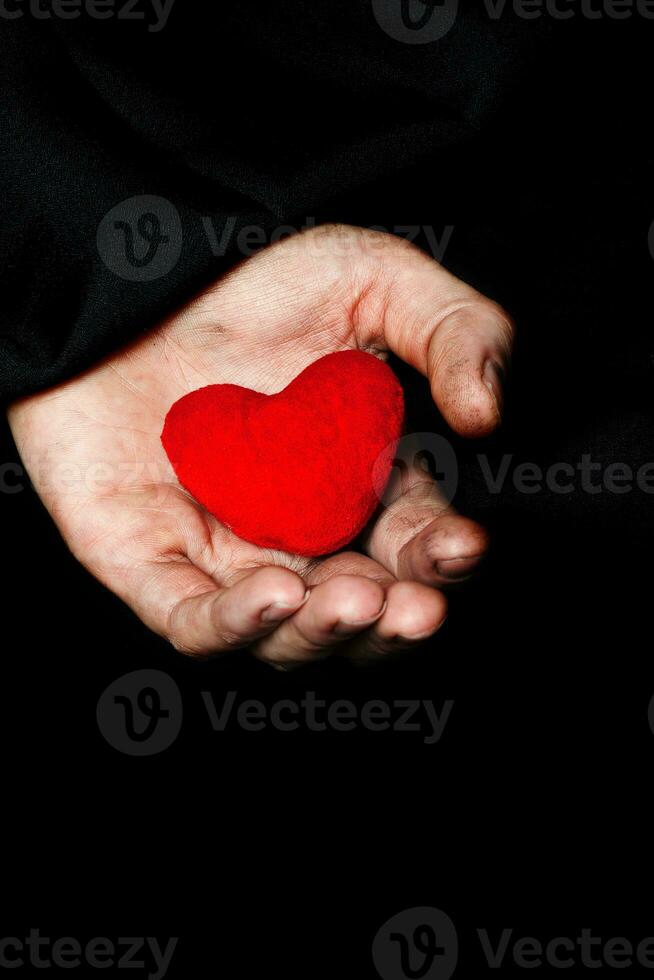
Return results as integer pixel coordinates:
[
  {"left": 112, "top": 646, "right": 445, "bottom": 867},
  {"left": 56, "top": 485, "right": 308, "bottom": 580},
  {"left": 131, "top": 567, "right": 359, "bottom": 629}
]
[
  {"left": 0, "top": 3, "right": 642, "bottom": 403},
  {"left": 0, "top": 8, "right": 284, "bottom": 402}
]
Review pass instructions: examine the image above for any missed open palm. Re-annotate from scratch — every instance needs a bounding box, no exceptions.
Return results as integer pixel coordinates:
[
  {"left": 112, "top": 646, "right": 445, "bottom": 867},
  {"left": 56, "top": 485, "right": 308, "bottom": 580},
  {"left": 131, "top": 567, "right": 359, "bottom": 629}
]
[{"left": 8, "top": 226, "right": 513, "bottom": 665}]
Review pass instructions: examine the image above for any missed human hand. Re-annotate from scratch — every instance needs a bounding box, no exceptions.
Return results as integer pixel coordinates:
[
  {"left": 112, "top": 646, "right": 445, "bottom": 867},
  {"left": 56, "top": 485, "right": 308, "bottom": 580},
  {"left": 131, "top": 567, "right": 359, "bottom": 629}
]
[{"left": 8, "top": 225, "right": 513, "bottom": 666}]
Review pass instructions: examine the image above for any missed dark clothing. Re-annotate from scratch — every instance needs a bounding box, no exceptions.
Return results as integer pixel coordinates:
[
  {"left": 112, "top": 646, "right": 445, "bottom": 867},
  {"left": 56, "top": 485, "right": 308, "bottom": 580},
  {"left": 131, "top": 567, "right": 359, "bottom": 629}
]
[{"left": 1, "top": 5, "right": 649, "bottom": 402}]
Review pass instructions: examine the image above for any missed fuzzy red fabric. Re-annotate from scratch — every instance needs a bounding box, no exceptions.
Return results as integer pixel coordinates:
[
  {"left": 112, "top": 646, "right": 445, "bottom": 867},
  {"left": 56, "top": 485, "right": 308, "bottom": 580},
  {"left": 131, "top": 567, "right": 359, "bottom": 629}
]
[{"left": 161, "top": 350, "right": 404, "bottom": 556}]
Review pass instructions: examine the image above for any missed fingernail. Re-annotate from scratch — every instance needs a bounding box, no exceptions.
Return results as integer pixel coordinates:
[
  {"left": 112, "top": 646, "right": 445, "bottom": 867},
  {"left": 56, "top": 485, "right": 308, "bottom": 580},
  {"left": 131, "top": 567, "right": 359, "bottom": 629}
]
[
  {"left": 436, "top": 555, "right": 484, "bottom": 581},
  {"left": 333, "top": 600, "right": 387, "bottom": 635},
  {"left": 483, "top": 359, "right": 505, "bottom": 422},
  {"left": 261, "top": 589, "right": 310, "bottom": 623}
]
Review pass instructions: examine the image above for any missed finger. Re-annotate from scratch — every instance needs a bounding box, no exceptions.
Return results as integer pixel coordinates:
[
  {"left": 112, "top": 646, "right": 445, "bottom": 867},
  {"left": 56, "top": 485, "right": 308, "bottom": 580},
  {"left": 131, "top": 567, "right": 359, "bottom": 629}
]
[
  {"left": 356, "top": 234, "right": 514, "bottom": 437},
  {"left": 346, "top": 581, "right": 448, "bottom": 661},
  {"left": 303, "top": 550, "right": 396, "bottom": 588},
  {"left": 126, "top": 560, "right": 309, "bottom": 658},
  {"left": 253, "top": 573, "right": 386, "bottom": 668},
  {"left": 397, "top": 514, "right": 488, "bottom": 585},
  {"left": 363, "top": 461, "right": 489, "bottom": 587}
]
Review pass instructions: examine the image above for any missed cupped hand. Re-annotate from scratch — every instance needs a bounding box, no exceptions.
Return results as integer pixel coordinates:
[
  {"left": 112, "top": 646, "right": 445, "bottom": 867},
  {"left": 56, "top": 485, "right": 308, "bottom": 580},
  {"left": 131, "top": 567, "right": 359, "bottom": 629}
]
[{"left": 8, "top": 225, "right": 513, "bottom": 666}]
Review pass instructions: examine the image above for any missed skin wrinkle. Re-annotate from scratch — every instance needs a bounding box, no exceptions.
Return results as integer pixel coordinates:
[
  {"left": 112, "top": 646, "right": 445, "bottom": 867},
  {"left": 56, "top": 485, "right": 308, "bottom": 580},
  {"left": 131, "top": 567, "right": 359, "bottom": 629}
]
[
  {"left": 167, "top": 589, "right": 217, "bottom": 654},
  {"left": 348, "top": 276, "right": 380, "bottom": 340},
  {"left": 173, "top": 325, "right": 229, "bottom": 355},
  {"left": 106, "top": 362, "right": 163, "bottom": 409},
  {"left": 66, "top": 414, "right": 156, "bottom": 439},
  {"left": 161, "top": 336, "right": 213, "bottom": 390}
]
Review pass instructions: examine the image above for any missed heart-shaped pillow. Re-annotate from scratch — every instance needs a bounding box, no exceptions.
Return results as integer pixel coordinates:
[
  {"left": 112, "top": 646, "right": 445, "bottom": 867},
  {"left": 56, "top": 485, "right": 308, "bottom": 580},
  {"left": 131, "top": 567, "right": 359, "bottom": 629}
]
[{"left": 161, "top": 350, "right": 404, "bottom": 556}]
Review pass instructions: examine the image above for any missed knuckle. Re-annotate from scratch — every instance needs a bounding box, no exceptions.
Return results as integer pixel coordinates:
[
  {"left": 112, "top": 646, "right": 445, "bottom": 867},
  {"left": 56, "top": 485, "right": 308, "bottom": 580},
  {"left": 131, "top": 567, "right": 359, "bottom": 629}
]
[
  {"left": 386, "top": 505, "right": 438, "bottom": 543},
  {"left": 217, "top": 627, "right": 245, "bottom": 649},
  {"left": 323, "top": 573, "right": 380, "bottom": 606},
  {"left": 167, "top": 634, "right": 211, "bottom": 659},
  {"left": 434, "top": 297, "right": 515, "bottom": 348}
]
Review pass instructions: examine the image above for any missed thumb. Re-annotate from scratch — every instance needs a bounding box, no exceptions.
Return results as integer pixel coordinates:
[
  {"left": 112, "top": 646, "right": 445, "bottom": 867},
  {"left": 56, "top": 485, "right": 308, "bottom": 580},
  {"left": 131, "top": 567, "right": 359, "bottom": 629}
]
[{"left": 356, "top": 235, "right": 514, "bottom": 438}]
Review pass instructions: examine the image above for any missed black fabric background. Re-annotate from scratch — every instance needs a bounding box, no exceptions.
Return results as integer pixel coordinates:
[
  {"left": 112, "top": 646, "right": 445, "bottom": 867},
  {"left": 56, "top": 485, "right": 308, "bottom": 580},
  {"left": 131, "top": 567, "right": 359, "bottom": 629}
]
[{"left": 1, "top": 4, "right": 653, "bottom": 977}]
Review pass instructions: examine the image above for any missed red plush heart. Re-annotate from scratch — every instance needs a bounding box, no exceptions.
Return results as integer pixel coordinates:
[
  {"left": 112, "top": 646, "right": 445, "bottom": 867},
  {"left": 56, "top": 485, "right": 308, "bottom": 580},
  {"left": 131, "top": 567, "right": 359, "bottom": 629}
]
[{"left": 161, "top": 350, "right": 404, "bottom": 556}]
